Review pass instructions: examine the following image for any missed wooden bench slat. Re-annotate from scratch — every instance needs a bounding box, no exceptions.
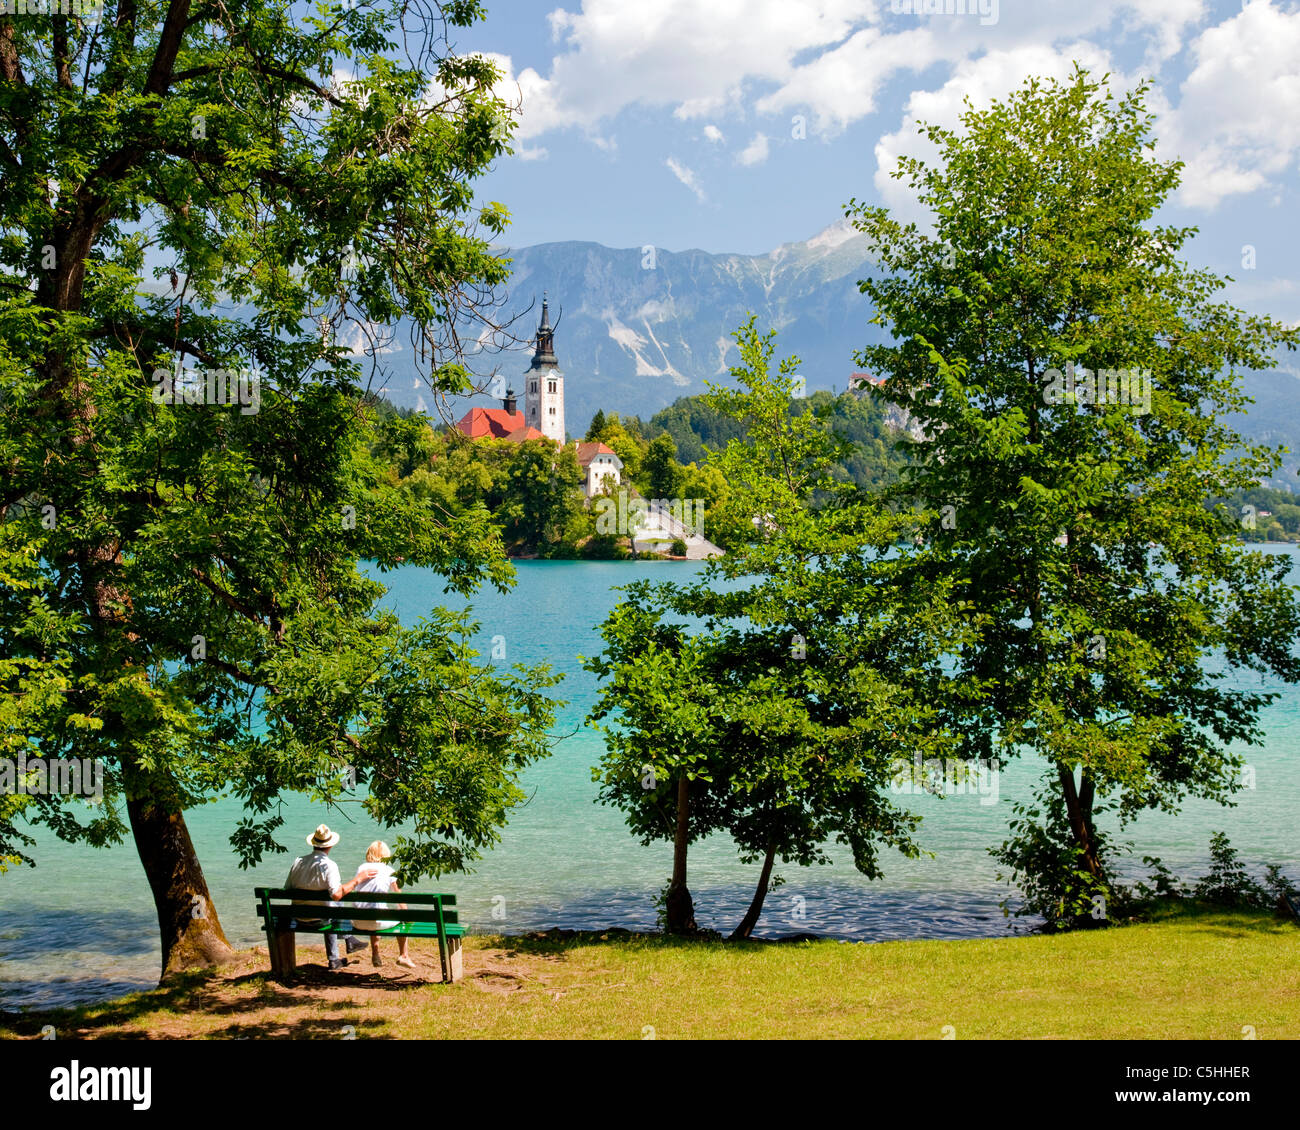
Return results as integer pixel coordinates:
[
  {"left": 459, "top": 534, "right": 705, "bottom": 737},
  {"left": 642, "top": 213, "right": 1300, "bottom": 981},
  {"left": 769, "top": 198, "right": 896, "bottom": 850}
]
[
  {"left": 271, "top": 920, "right": 466, "bottom": 938},
  {"left": 255, "top": 905, "right": 459, "bottom": 926},
  {"left": 254, "top": 887, "right": 455, "bottom": 907}
]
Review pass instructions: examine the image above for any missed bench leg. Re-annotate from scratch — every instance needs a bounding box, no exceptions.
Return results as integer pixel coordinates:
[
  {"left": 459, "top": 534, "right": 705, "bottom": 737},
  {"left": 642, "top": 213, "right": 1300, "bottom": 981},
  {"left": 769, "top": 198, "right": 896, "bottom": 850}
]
[
  {"left": 266, "top": 925, "right": 282, "bottom": 977},
  {"left": 448, "top": 936, "right": 463, "bottom": 983},
  {"left": 271, "top": 929, "right": 296, "bottom": 981}
]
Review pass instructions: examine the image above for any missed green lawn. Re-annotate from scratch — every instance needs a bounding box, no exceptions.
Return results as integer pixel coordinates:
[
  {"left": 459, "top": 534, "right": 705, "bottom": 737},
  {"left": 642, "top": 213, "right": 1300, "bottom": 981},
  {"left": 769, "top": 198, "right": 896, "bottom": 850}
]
[{"left": 3, "top": 903, "right": 1295, "bottom": 1040}]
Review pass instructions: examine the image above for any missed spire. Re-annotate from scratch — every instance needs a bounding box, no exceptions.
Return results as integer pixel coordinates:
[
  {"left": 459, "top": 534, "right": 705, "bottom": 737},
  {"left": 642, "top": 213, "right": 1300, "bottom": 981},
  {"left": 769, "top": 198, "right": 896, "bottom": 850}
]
[{"left": 529, "top": 293, "right": 558, "bottom": 370}]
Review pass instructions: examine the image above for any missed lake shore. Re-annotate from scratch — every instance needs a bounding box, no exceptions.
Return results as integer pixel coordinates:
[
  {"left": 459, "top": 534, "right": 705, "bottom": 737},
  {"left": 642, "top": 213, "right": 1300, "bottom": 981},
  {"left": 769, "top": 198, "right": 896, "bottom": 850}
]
[{"left": 4, "top": 904, "right": 1295, "bottom": 1040}]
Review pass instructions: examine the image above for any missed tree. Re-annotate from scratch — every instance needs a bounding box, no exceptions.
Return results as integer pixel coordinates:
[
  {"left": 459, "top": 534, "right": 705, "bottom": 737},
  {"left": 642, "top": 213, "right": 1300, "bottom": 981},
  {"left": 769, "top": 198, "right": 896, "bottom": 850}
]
[
  {"left": 584, "top": 600, "right": 727, "bottom": 933},
  {"left": 585, "top": 409, "right": 608, "bottom": 442},
  {"left": 847, "top": 67, "right": 1300, "bottom": 926},
  {"left": 0, "top": 0, "right": 559, "bottom": 977},
  {"left": 642, "top": 432, "right": 685, "bottom": 500},
  {"left": 587, "top": 319, "right": 964, "bottom": 937},
  {"left": 501, "top": 439, "right": 586, "bottom": 554}
]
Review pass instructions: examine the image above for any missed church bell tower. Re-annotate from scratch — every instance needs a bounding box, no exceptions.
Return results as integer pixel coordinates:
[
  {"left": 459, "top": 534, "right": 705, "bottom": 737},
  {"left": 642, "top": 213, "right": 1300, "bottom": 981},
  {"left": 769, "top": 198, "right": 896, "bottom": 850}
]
[{"left": 525, "top": 295, "right": 566, "bottom": 445}]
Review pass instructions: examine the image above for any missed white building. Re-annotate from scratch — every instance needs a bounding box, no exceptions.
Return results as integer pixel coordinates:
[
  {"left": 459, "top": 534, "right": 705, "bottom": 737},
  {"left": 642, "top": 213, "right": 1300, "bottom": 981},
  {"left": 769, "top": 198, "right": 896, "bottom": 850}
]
[
  {"left": 576, "top": 442, "right": 623, "bottom": 497},
  {"left": 524, "top": 296, "right": 566, "bottom": 445}
]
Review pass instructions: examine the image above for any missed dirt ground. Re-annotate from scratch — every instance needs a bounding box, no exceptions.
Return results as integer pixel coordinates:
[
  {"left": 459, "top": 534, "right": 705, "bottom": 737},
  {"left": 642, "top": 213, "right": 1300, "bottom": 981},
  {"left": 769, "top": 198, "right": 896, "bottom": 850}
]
[{"left": 1, "top": 935, "right": 592, "bottom": 1040}]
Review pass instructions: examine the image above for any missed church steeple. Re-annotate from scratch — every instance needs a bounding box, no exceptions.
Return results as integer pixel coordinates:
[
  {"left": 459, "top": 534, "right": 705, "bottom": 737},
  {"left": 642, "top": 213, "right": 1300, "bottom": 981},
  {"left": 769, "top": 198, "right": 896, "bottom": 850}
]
[
  {"left": 524, "top": 293, "right": 565, "bottom": 445},
  {"left": 530, "top": 294, "right": 559, "bottom": 369}
]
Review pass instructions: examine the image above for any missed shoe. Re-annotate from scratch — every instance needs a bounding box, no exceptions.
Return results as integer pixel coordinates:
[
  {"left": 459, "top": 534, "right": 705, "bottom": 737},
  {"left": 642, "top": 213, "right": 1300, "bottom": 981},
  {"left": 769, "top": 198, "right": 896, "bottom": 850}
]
[
  {"left": 372, "top": 954, "right": 383, "bottom": 967},
  {"left": 329, "top": 958, "right": 351, "bottom": 969},
  {"left": 344, "top": 936, "right": 367, "bottom": 954},
  {"left": 396, "top": 956, "right": 415, "bottom": 969}
]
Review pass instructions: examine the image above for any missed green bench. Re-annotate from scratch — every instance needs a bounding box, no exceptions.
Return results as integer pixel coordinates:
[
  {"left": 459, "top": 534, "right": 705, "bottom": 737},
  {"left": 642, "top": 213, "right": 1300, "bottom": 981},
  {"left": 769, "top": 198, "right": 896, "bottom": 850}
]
[{"left": 254, "top": 887, "right": 465, "bottom": 983}]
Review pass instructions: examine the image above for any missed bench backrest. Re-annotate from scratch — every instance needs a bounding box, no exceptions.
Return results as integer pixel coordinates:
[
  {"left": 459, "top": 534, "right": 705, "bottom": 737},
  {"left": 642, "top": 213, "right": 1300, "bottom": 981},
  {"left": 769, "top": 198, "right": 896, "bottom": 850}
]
[{"left": 253, "top": 887, "right": 458, "bottom": 927}]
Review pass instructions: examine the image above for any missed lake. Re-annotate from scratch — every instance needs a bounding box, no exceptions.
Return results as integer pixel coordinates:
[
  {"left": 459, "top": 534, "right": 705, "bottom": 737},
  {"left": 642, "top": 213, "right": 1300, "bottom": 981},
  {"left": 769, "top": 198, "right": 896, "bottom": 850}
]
[{"left": 3, "top": 552, "right": 1298, "bottom": 1010}]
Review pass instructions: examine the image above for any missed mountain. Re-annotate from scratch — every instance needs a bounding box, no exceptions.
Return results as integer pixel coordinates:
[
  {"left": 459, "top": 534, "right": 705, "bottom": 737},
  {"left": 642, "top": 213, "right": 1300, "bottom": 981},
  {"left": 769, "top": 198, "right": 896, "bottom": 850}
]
[
  {"left": 1226, "top": 365, "right": 1300, "bottom": 490},
  {"left": 365, "top": 222, "right": 1300, "bottom": 490},
  {"left": 372, "top": 219, "right": 888, "bottom": 434}
]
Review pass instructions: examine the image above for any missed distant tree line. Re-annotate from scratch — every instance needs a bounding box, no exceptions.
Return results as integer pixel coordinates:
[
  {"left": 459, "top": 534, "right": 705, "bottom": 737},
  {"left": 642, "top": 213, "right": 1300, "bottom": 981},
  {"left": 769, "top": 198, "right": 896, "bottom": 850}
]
[{"left": 365, "top": 387, "right": 914, "bottom": 558}]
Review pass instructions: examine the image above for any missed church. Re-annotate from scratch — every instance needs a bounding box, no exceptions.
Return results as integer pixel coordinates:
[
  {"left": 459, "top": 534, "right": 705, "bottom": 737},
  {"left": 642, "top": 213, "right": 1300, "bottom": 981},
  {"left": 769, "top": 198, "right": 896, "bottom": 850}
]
[
  {"left": 454, "top": 296, "right": 622, "bottom": 498},
  {"left": 524, "top": 295, "right": 566, "bottom": 444}
]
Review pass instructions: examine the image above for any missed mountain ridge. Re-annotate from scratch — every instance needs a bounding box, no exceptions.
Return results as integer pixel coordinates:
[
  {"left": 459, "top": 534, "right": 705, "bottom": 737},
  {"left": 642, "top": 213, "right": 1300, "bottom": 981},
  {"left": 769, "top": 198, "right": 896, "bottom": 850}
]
[{"left": 362, "top": 223, "right": 1300, "bottom": 491}]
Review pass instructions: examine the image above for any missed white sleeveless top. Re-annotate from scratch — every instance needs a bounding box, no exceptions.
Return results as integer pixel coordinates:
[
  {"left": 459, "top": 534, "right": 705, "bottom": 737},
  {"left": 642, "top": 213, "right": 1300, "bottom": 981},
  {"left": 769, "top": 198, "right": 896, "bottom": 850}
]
[{"left": 350, "top": 863, "right": 398, "bottom": 931}]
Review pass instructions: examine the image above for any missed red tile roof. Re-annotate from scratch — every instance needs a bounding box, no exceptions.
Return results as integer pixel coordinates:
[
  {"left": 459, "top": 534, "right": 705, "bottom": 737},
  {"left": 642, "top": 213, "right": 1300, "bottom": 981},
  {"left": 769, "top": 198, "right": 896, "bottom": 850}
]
[
  {"left": 575, "top": 441, "right": 620, "bottom": 467},
  {"left": 502, "top": 424, "right": 546, "bottom": 443},
  {"left": 455, "top": 406, "right": 529, "bottom": 440}
]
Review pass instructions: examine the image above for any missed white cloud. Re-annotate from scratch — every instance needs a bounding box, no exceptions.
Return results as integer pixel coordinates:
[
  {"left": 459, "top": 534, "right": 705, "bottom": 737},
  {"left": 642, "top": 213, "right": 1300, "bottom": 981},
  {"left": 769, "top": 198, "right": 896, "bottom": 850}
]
[
  {"left": 490, "top": 1, "right": 879, "bottom": 138},
  {"left": 738, "top": 132, "right": 770, "bottom": 167},
  {"left": 481, "top": 0, "right": 1297, "bottom": 216},
  {"left": 1119, "top": 0, "right": 1208, "bottom": 67},
  {"left": 1158, "top": 1, "right": 1300, "bottom": 209},
  {"left": 757, "top": 26, "right": 943, "bottom": 134},
  {"left": 872, "top": 42, "right": 1122, "bottom": 224},
  {"left": 477, "top": 51, "right": 568, "bottom": 140},
  {"left": 666, "top": 156, "right": 706, "bottom": 202}
]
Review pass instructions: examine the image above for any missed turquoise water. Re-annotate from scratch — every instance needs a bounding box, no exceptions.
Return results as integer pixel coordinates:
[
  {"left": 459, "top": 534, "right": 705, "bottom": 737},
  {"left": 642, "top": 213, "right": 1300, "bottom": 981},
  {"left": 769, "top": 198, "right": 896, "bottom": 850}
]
[{"left": 3, "top": 552, "right": 1298, "bottom": 1010}]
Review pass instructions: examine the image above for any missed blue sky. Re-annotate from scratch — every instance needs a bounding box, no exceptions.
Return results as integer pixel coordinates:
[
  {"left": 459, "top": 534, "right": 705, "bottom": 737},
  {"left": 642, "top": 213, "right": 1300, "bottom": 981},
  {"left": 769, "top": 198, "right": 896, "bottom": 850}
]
[{"left": 448, "top": 0, "right": 1300, "bottom": 328}]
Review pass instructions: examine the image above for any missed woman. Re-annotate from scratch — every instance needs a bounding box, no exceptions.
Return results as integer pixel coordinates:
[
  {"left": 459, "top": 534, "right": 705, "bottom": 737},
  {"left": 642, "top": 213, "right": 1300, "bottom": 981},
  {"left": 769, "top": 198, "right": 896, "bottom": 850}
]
[{"left": 351, "top": 841, "right": 416, "bottom": 969}]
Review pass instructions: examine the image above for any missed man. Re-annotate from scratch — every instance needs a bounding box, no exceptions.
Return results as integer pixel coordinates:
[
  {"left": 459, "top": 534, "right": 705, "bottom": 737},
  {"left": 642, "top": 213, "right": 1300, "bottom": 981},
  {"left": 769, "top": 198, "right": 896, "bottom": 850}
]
[{"left": 285, "top": 824, "right": 369, "bottom": 969}]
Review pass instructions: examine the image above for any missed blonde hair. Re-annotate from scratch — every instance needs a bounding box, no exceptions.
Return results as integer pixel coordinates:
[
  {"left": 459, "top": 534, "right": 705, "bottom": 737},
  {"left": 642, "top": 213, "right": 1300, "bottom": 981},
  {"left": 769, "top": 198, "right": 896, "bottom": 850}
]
[{"left": 366, "top": 840, "right": 391, "bottom": 863}]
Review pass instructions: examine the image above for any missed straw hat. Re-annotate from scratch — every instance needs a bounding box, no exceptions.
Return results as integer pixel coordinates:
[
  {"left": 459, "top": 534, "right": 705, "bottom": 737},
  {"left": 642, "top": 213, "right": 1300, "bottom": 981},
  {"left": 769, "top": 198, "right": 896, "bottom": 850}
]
[{"left": 308, "top": 824, "right": 340, "bottom": 849}]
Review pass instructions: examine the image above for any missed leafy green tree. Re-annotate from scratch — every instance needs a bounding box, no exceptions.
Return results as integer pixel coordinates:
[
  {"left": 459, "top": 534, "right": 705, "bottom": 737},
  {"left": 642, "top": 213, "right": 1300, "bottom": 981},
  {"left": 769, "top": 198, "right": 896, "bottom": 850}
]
[
  {"left": 650, "top": 395, "right": 746, "bottom": 465},
  {"left": 585, "top": 601, "right": 729, "bottom": 933},
  {"left": 585, "top": 409, "right": 609, "bottom": 442},
  {"left": 642, "top": 432, "right": 685, "bottom": 500},
  {"left": 0, "top": 0, "right": 560, "bottom": 976},
  {"left": 847, "top": 67, "right": 1300, "bottom": 926},
  {"left": 588, "top": 320, "right": 964, "bottom": 937},
  {"left": 500, "top": 439, "right": 585, "bottom": 554},
  {"left": 601, "top": 417, "right": 644, "bottom": 486}
]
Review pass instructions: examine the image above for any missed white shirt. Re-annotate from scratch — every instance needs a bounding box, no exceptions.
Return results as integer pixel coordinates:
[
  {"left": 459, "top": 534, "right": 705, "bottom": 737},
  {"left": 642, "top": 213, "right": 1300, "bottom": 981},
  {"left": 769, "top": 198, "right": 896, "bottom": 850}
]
[
  {"left": 351, "top": 862, "right": 398, "bottom": 931},
  {"left": 286, "top": 849, "right": 341, "bottom": 915}
]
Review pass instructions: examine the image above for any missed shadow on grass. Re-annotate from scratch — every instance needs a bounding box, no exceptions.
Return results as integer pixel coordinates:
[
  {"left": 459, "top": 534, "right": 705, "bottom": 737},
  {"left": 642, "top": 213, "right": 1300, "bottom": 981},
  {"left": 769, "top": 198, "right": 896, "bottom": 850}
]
[
  {"left": 481, "top": 926, "right": 827, "bottom": 960},
  {"left": 1139, "top": 899, "right": 1298, "bottom": 935},
  {"left": 0, "top": 958, "right": 451, "bottom": 1040},
  {"left": 480, "top": 902, "right": 1299, "bottom": 958}
]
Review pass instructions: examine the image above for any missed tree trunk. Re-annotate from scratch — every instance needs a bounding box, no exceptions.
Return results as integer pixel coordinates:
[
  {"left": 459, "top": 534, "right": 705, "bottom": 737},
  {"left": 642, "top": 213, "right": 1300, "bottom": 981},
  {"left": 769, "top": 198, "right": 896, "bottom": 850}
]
[
  {"left": 1057, "top": 763, "right": 1104, "bottom": 881},
  {"left": 664, "top": 773, "right": 697, "bottom": 934},
  {"left": 127, "top": 792, "right": 236, "bottom": 980},
  {"left": 730, "top": 842, "right": 777, "bottom": 940}
]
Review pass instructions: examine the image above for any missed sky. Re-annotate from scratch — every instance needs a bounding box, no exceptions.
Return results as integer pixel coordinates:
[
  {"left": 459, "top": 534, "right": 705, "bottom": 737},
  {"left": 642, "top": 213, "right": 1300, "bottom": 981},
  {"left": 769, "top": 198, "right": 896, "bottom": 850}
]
[{"left": 449, "top": 0, "right": 1300, "bottom": 326}]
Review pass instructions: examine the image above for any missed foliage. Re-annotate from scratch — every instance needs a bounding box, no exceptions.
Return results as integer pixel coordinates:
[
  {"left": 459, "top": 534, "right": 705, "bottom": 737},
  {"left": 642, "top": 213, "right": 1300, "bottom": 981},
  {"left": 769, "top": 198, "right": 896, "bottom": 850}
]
[
  {"left": 846, "top": 66, "right": 1300, "bottom": 926},
  {"left": 1191, "top": 832, "right": 1269, "bottom": 908},
  {"left": 992, "top": 774, "right": 1121, "bottom": 929},
  {"left": 1126, "top": 836, "right": 1297, "bottom": 913},
  {"left": 0, "top": 0, "right": 560, "bottom": 965},
  {"left": 643, "top": 433, "right": 685, "bottom": 501},
  {"left": 587, "top": 319, "right": 968, "bottom": 936},
  {"left": 1213, "top": 485, "right": 1300, "bottom": 543}
]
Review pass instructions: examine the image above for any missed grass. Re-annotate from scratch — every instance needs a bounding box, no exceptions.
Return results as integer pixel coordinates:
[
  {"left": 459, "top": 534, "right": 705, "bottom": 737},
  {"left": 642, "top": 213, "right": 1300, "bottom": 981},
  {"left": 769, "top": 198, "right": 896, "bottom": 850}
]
[{"left": 2, "top": 902, "right": 1295, "bottom": 1040}]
